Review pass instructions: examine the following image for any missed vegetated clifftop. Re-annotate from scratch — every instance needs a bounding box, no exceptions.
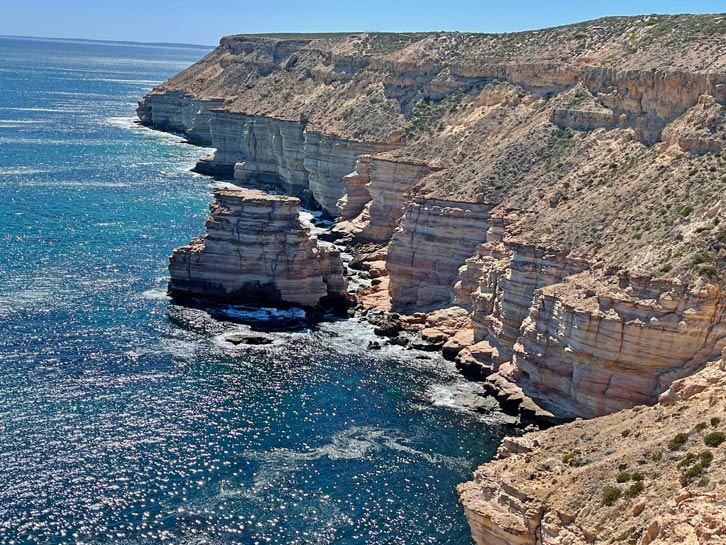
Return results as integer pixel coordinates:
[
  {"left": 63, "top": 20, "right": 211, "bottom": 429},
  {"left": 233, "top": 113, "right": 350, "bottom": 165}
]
[
  {"left": 138, "top": 14, "right": 726, "bottom": 545},
  {"left": 458, "top": 351, "right": 726, "bottom": 545}
]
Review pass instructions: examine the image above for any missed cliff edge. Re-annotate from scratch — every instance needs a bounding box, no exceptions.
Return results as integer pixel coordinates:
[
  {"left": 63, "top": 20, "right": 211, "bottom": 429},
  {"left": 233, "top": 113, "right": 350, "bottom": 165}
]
[
  {"left": 458, "top": 351, "right": 726, "bottom": 545},
  {"left": 137, "top": 14, "right": 726, "bottom": 545}
]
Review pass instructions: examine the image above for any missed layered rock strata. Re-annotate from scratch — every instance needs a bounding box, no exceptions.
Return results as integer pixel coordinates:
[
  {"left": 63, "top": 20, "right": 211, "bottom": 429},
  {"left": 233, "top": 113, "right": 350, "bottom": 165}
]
[
  {"left": 138, "top": 94, "right": 396, "bottom": 213},
  {"left": 336, "top": 156, "right": 433, "bottom": 242},
  {"left": 168, "top": 187, "right": 346, "bottom": 307},
  {"left": 458, "top": 353, "right": 726, "bottom": 545},
  {"left": 456, "top": 235, "right": 726, "bottom": 418},
  {"left": 386, "top": 199, "right": 493, "bottom": 312},
  {"left": 513, "top": 273, "right": 726, "bottom": 417},
  {"left": 139, "top": 20, "right": 726, "bottom": 543}
]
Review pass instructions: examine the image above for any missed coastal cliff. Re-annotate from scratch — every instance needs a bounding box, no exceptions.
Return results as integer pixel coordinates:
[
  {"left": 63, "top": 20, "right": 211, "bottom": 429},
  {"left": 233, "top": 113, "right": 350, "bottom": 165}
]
[
  {"left": 458, "top": 351, "right": 726, "bottom": 545},
  {"left": 168, "top": 187, "right": 346, "bottom": 307},
  {"left": 138, "top": 13, "right": 726, "bottom": 545}
]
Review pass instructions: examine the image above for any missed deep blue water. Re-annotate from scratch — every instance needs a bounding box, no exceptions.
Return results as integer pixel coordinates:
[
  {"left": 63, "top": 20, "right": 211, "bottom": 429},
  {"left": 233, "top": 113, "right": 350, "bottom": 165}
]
[{"left": 0, "top": 37, "right": 506, "bottom": 545}]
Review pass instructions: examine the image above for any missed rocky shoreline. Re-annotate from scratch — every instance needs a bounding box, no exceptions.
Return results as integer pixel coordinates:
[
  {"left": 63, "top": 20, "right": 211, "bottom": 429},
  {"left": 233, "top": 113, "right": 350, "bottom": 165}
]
[{"left": 137, "top": 16, "right": 725, "bottom": 544}]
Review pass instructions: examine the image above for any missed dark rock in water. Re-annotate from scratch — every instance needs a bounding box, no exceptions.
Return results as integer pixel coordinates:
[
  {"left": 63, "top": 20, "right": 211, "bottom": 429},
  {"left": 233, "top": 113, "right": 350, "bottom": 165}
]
[
  {"left": 317, "top": 230, "right": 350, "bottom": 244},
  {"left": 409, "top": 341, "right": 442, "bottom": 352},
  {"left": 374, "top": 325, "right": 400, "bottom": 337},
  {"left": 225, "top": 333, "right": 275, "bottom": 346},
  {"left": 455, "top": 358, "right": 494, "bottom": 381},
  {"left": 367, "top": 312, "right": 403, "bottom": 338},
  {"left": 348, "top": 253, "right": 371, "bottom": 271},
  {"left": 368, "top": 340, "right": 382, "bottom": 350},
  {"left": 388, "top": 336, "right": 410, "bottom": 347}
]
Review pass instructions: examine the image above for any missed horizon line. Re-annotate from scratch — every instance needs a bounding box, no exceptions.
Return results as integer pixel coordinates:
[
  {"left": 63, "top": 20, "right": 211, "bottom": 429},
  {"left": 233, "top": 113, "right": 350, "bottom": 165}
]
[{"left": 0, "top": 34, "right": 215, "bottom": 50}]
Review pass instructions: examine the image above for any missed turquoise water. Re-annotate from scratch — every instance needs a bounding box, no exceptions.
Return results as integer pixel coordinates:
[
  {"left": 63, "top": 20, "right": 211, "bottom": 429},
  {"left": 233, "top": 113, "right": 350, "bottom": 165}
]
[{"left": 0, "top": 37, "right": 506, "bottom": 544}]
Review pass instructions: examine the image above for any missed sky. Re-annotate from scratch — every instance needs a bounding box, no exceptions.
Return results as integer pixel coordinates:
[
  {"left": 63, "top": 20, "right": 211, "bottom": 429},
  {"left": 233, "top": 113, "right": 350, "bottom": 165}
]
[{"left": 1, "top": 0, "right": 724, "bottom": 46}]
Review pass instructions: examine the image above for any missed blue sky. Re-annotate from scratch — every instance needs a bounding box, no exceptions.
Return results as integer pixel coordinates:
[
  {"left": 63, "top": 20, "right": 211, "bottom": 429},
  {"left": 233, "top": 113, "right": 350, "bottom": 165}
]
[{"left": 1, "top": 0, "right": 724, "bottom": 45}]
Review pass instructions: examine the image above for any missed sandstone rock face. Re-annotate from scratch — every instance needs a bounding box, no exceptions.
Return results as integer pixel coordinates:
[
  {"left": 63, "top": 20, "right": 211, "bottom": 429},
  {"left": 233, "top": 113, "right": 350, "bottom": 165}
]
[
  {"left": 302, "top": 131, "right": 394, "bottom": 213},
  {"left": 469, "top": 241, "right": 590, "bottom": 362},
  {"left": 168, "top": 187, "right": 346, "bottom": 307},
  {"left": 513, "top": 273, "right": 726, "bottom": 417},
  {"left": 550, "top": 68, "right": 726, "bottom": 144},
  {"left": 387, "top": 199, "right": 493, "bottom": 312},
  {"left": 139, "top": 93, "right": 396, "bottom": 213},
  {"left": 459, "top": 236, "right": 726, "bottom": 418},
  {"left": 459, "top": 355, "right": 726, "bottom": 545},
  {"left": 338, "top": 157, "right": 433, "bottom": 242},
  {"left": 661, "top": 95, "right": 726, "bottom": 154}
]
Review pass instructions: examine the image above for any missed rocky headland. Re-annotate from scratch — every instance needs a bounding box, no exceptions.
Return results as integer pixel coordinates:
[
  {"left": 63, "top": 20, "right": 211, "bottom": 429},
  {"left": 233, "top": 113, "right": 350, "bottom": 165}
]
[{"left": 138, "top": 13, "right": 726, "bottom": 544}]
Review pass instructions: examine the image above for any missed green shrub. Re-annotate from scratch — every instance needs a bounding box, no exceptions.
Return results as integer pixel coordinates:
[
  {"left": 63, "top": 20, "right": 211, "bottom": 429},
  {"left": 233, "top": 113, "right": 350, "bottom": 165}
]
[
  {"left": 704, "top": 431, "right": 725, "bottom": 448},
  {"left": 699, "top": 450, "right": 713, "bottom": 467},
  {"left": 616, "top": 471, "right": 631, "bottom": 483},
  {"left": 621, "top": 429, "right": 631, "bottom": 438},
  {"left": 603, "top": 486, "right": 621, "bottom": 506},
  {"left": 691, "top": 253, "right": 709, "bottom": 265},
  {"left": 679, "top": 205, "right": 693, "bottom": 217},
  {"left": 685, "top": 462, "right": 704, "bottom": 480},
  {"left": 695, "top": 422, "right": 708, "bottom": 432},
  {"left": 668, "top": 432, "right": 689, "bottom": 451},
  {"left": 711, "top": 417, "right": 721, "bottom": 427},
  {"left": 627, "top": 481, "right": 644, "bottom": 498},
  {"left": 678, "top": 452, "right": 697, "bottom": 467},
  {"left": 631, "top": 472, "right": 644, "bottom": 481},
  {"left": 651, "top": 451, "right": 662, "bottom": 462}
]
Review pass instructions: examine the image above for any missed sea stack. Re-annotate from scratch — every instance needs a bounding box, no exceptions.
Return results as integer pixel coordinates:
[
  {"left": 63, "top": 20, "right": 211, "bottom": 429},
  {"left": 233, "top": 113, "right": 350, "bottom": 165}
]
[{"left": 168, "top": 187, "right": 346, "bottom": 307}]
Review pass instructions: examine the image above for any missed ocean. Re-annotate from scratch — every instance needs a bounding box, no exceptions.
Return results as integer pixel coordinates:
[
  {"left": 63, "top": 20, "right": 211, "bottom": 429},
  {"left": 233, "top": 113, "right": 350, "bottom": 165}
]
[{"left": 0, "top": 36, "right": 506, "bottom": 544}]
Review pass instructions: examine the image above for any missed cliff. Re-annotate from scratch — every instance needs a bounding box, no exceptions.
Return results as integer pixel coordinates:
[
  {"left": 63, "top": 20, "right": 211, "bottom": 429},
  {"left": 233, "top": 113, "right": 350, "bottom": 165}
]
[
  {"left": 168, "top": 187, "right": 346, "bottom": 307},
  {"left": 458, "top": 351, "right": 726, "bottom": 545},
  {"left": 138, "top": 14, "right": 726, "bottom": 545}
]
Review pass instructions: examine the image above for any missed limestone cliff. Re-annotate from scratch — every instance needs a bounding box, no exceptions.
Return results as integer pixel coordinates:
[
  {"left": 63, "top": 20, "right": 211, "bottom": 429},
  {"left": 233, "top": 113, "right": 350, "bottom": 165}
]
[
  {"left": 139, "top": 14, "right": 726, "bottom": 545},
  {"left": 458, "top": 351, "right": 726, "bottom": 545},
  {"left": 168, "top": 187, "right": 346, "bottom": 307},
  {"left": 141, "top": 13, "right": 726, "bottom": 417}
]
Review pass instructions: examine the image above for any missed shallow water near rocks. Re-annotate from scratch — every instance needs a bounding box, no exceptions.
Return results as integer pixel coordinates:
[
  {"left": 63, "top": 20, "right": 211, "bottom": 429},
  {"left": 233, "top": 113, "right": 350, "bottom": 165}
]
[{"left": 0, "top": 36, "right": 507, "bottom": 544}]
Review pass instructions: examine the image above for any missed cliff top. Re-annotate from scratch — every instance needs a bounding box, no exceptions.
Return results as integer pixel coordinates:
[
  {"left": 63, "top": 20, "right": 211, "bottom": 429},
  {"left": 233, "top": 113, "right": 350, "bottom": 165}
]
[
  {"left": 143, "top": 13, "right": 726, "bottom": 282},
  {"left": 214, "top": 187, "right": 301, "bottom": 205},
  {"left": 219, "top": 14, "right": 726, "bottom": 69},
  {"left": 459, "top": 355, "right": 726, "bottom": 544}
]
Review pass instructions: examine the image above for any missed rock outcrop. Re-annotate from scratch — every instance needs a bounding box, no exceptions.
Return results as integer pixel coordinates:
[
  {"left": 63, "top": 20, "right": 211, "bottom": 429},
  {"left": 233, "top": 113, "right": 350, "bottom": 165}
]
[
  {"left": 168, "top": 187, "right": 346, "bottom": 307},
  {"left": 458, "top": 352, "right": 726, "bottom": 545},
  {"left": 336, "top": 156, "right": 434, "bottom": 242},
  {"left": 138, "top": 16, "right": 726, "bottom": 544},
  {"left": 386, "top": 198, "right": 493, "bottom": 312},
  {"left": 454, "top": 235, "right": 726, "bottom": 418}
]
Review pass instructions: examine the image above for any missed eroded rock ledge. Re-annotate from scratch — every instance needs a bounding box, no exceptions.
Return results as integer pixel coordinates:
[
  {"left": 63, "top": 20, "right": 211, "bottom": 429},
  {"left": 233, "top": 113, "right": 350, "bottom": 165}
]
[
  {"left": 139, "top": 15, "right": 726, "bottom": 545},
  {"left": 458, "top": 352, "right": 726, "bottom": 545},
  {"left": 168, "top": 187, "right": 346, "bottom": 308}
]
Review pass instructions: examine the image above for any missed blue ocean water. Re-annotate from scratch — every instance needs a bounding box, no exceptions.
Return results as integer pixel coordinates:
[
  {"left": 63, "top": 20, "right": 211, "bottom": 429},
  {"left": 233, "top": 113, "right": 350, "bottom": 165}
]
[{"left": 0, "top": 37, "right": 506, "bottom": 544}]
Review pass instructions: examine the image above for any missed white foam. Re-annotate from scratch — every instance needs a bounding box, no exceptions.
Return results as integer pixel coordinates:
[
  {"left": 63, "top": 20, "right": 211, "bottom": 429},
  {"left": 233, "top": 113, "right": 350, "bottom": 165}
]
[
  {"left": 246, "top": 426, "right": 464, "bottom": 470},
  {"left": 141, "top": 288, "right": 170, "bottom": 300},
  {"left": 220, "top": 305, "right": 306, "bottom": 322},
  {"left": 0, "top": 166, "right": 54, "bottom": 175}
]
